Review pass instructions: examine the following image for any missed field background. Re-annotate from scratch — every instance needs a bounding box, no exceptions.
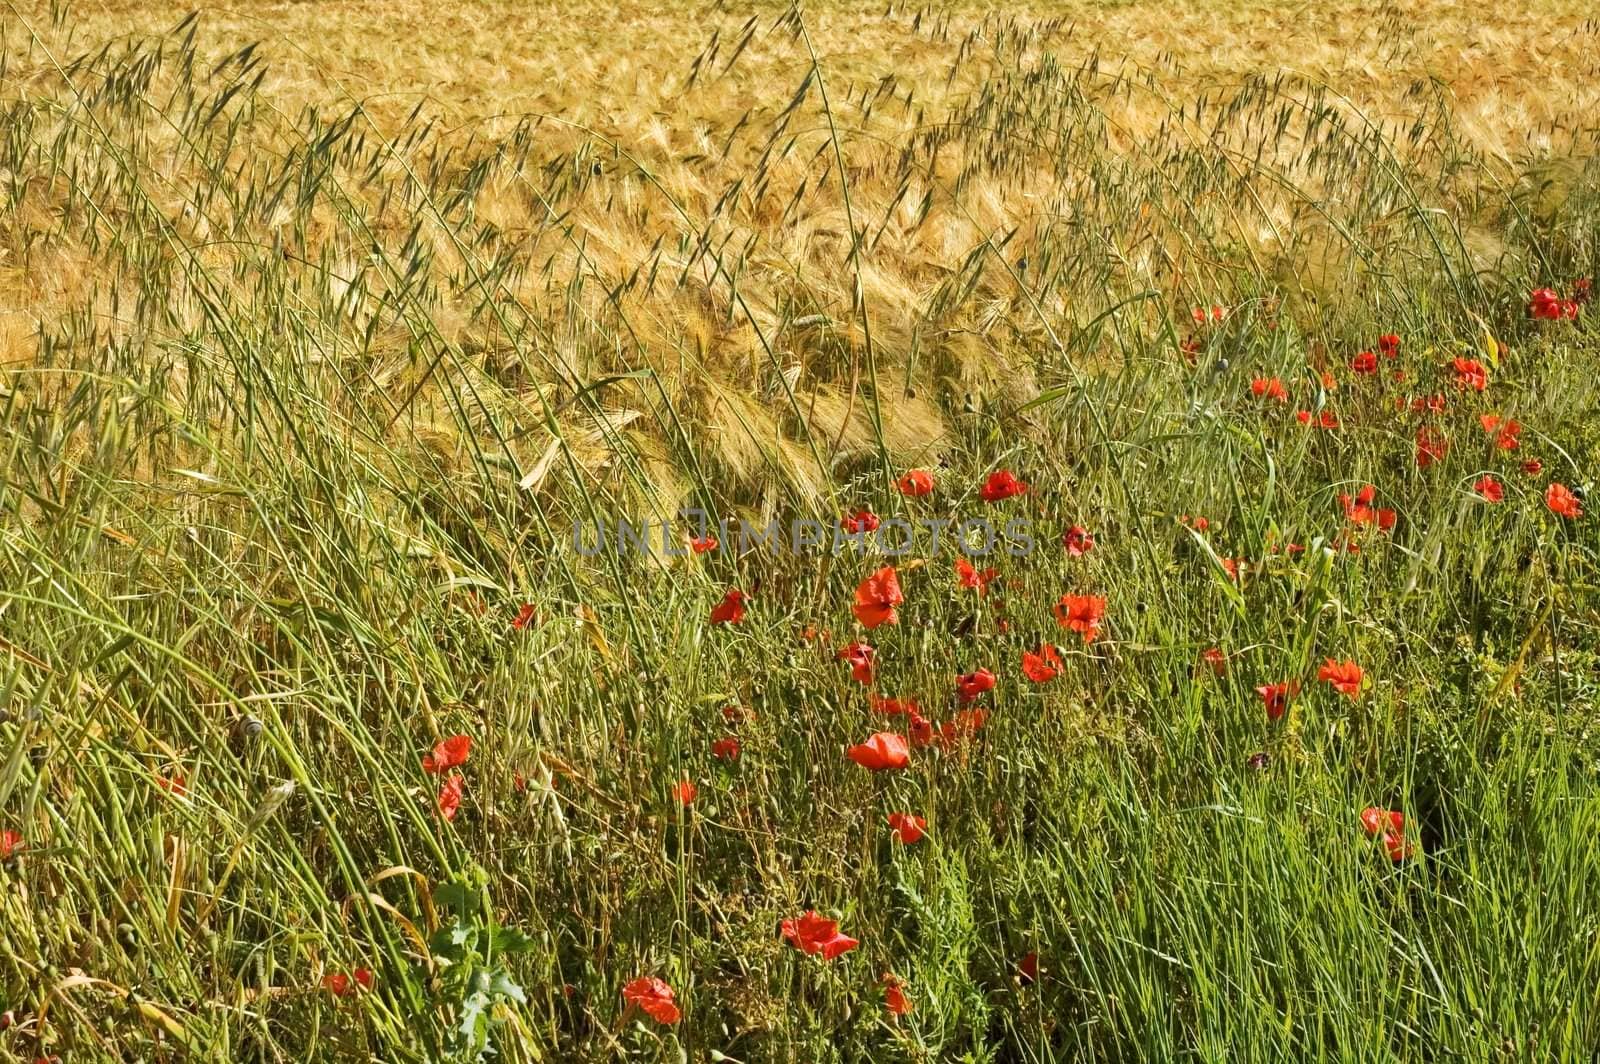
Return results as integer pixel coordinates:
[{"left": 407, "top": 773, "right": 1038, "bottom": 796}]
[{"left": 2, "top": 1, "right": 1599, "bottom": 1061}]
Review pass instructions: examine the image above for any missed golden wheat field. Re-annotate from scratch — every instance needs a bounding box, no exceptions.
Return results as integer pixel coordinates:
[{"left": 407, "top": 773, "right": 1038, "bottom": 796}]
[
  {"left": 5, "top": 2, "right": 1598, "bottom": 506},
  {"left": 2, "top": 1, "right": 1599, "bottom": 1061}
]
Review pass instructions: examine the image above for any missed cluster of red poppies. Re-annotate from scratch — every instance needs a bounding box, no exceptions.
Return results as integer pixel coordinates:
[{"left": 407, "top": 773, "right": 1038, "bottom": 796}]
[
  {"left": 376, "top": 303, "right": 1591, "bottom": 1035},
  {"left": 1243, "top": 331, "right": 1584, "bottom": 519},
  {"left": 1528, "top": 283, "right": 1585, "bottom": 321},
  {"left": 421, "top": 733, "right": 472, "bottom": 821}
]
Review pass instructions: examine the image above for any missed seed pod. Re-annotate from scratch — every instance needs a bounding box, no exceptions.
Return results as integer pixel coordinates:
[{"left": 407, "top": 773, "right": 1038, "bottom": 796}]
[{"left": 244, "top": 780, "right": 297, "bottom": 832}]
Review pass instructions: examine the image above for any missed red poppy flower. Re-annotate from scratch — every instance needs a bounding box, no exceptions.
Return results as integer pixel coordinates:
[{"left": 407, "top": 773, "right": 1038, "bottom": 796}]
[
  {"left": 1062, "top": 525, "right": 1095, "bottom": 555},
  {"left": 622, "top": 976, "right": 682, "bottom": 1025},
  {"left": 1250, "top": 376, "right": 1288, "bottom": 402},
  {"left": 710, "top": 588, "right": 747, "bottom": 625},
  {"left": 955, "top": 667, "right": 996, "bottom": 703},
  {"left": 1317, "top": 659, "right": 1364, "bottom": 697},
  {"left": 689, "top": 535, "right": 719, "bottom": 554},
  {"left": 1359, "top": 808, "right": 1412, "bottom": 862},
  {"left": 853, "top": 566, "right": 904, "bottom": 628},
  {"left": 842, "top": 510, "right": 881, "bottom": 535},
  {"left": 0, "top": 830, "right": 23, "bottom": 861},
  {"left": 940, "top": 708, "right": 988, "bottom": 745},
  {"left": 156, "top": 771, "right": 188, "bottom": 797},
  {"left": 1201, "top": 647, "right": 1226, "bottom": 676},
  {"left": 955, "top": 557, "right": 999, "bottom": 594},
  {"left": 1299, "top": 408, "right": 1338, "bottom": 428},
  {"left": 437, "top": 774, "right": 465, "bottom": 820},
  {"left": 1256, "top": 681, "right": 1299, "bottom": 721},
  {"left": 1546, "top": 482, "right": 1582, "bottom": 519},
  {"left": 321, "top": 969, "right": 372, "bottom": 996},
  {"left": 781, "top": 911, "right": 859, "bottom": 960},
  {"left": 1338, "top": 488, "right": 1396, "bottom": 533},
  {"left": 907, "top": 711, "right": 936, "bottom": 747},
  {"left": 1054, "top": 594, "right": 1106, "bottom": 643},
  {"left": 512, "top": 603, "right": 537, "bottom": 630},
  {"left": 1021, "top": 644, "right": 1062, "bottom": 683},
  {"left": 422, "top": 734, "right": 472, "bottom": 774},
  {"left": 1340, "top": 484, "right": 1376, "bottom": 520},
  {"left": 847, "top": 731, "right": 911, "bottom": 771},
  {"left": 1530, "top": 287, "right": 1563, "bottom": 319},
  {"left": 1416, "top": 427, "right": 1449, "bottom": 469},
  {"left": 881, "top": 973, "right": 912, "bottom": 1015},
  {"left": 1360, "top": 806, "right": 1404, "bottom": 837},
  {"left": 979, "top": 469, "right": 1028, "bottom": 502},
  {"left": 1451, "top": 357, "right": 1487, "bottom": 392},
  {"left": 1479, "top": 414, "right": 1521, "bottom": 451},
  {"left": 1378, "top": 333, "right": 1400, "bottom": 358},
  {"left": 1382, "top": 831, "right": 1414, "bottom": 862},
  {"left": 872, "top": 695, "right": 920, "bottom": 717},
  {"left": 1473, "top": 476, "right": 1504, "bottom": 503},
  {"left": 1350, "top": 351, "right": 1378, "bottom": 375},
  {"left": 1017, "top": 951, "right": 1039, "bottom": 985},
  {"left": 722, "top": 703, "right": 753, "bottom": 724},
  {"left": 887, "top": 812, "right": 927, "bottom": 844},
  {"left": 896, "top": 469, "right": 934, "bottom": 496},
  {"left": 837, "top": 641, "right": 876, "bottom": 685},
  {"left": 671, "top": 779, "right": 698, "bottom": 805},
  {"left": 1521, "top": 458, "right": 1543, "bottom": 477},
  {"left": 711, "top": 736, "right": 741, "bottom": 761}
]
